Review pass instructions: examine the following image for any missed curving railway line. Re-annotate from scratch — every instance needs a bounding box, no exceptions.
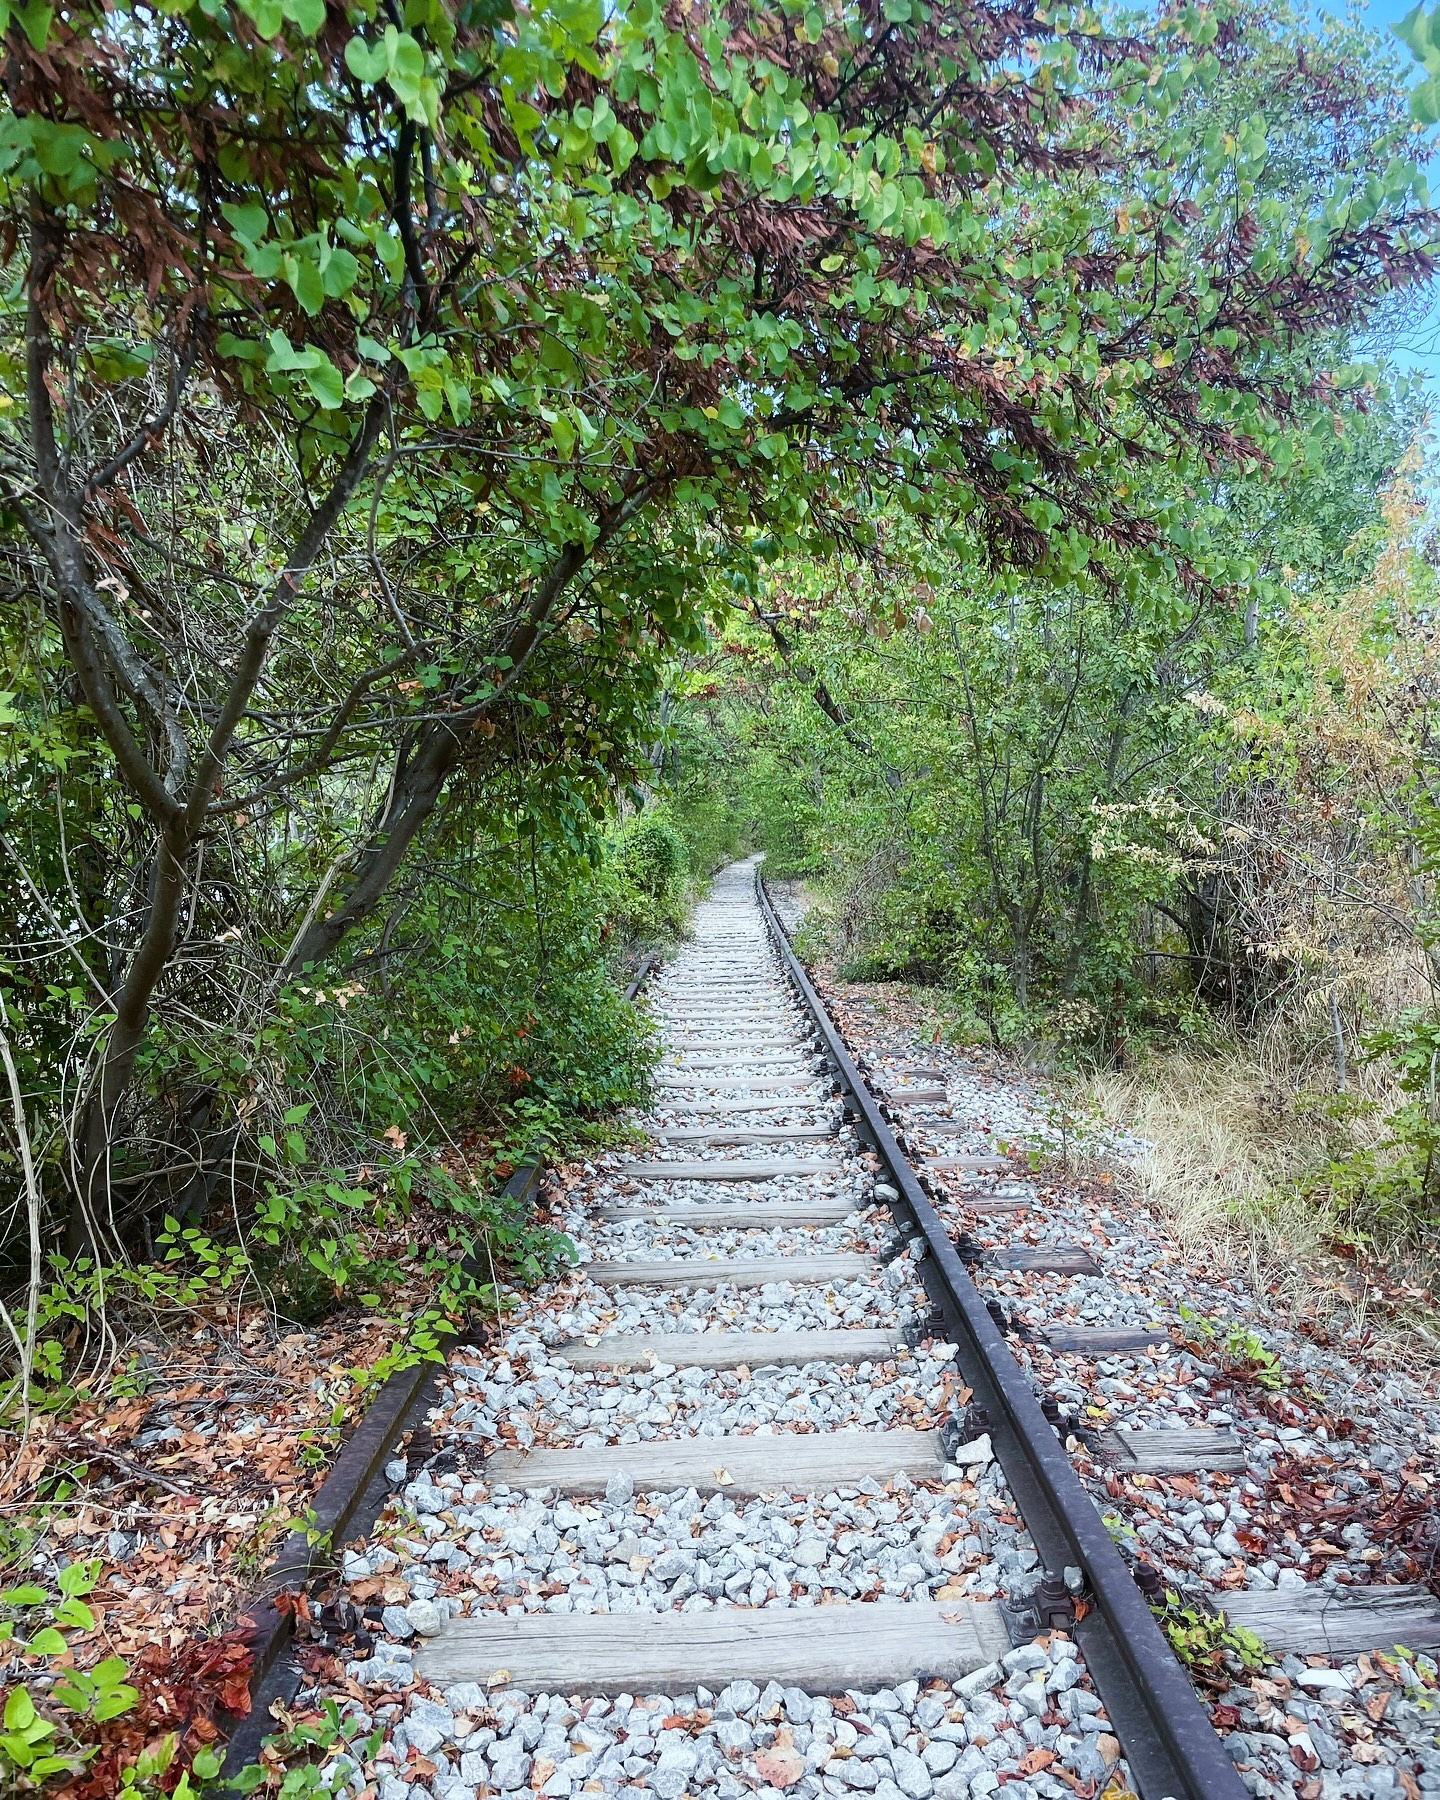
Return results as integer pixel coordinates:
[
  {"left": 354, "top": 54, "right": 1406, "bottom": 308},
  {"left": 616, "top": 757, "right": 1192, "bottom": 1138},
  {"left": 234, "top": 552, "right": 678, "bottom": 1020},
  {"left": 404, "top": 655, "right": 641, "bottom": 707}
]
[{"left": 277, "top": 860, "right": 1440, "bottom": 1800}]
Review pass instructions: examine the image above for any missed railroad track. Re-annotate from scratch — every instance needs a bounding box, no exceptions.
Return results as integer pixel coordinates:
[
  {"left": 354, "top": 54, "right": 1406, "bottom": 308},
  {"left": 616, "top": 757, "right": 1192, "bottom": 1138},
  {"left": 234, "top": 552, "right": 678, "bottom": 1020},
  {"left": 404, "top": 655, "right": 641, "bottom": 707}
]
[{"left": 301, "top": 859, "right": 1440, "bottom": 1800}]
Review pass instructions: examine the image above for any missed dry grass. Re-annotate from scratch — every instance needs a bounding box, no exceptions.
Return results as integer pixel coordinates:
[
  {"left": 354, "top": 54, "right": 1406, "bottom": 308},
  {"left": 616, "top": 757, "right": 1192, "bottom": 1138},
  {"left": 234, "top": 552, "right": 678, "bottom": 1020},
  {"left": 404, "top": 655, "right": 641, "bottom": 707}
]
[{"left": 1074, "top": 1038, "right": 1440, "bottom": 1361}]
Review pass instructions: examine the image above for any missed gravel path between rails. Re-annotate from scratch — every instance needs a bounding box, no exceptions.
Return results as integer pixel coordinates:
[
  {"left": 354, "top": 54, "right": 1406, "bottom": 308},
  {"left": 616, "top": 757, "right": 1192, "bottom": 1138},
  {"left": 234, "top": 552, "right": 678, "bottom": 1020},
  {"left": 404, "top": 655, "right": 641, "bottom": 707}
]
[{"left": 286, "top": 864, "right": 1142, "bottom": 1800}]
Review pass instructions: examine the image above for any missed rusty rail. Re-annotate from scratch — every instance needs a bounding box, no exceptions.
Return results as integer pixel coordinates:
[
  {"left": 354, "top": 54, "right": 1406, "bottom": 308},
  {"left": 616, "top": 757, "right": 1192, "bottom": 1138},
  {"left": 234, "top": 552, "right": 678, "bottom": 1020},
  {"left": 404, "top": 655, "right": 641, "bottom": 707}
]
[{"left": 756, "top": 869, "right": 1246, "bottom": 1800}]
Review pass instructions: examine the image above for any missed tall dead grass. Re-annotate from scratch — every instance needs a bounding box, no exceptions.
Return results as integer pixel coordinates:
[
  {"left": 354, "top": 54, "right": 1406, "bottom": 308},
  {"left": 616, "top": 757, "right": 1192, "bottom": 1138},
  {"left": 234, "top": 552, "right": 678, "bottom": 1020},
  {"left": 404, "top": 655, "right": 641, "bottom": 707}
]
[{"left": 1075, "top": 1038, "right": 1440, "bottom": 1359}]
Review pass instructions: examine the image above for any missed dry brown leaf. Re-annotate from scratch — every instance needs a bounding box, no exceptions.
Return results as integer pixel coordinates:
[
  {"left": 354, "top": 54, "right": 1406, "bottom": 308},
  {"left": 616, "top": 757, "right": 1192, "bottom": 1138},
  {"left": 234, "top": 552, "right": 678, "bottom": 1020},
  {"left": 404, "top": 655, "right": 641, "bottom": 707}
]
[{"left": 753, "top": 1746, "right": 805, "bottom": 1788}]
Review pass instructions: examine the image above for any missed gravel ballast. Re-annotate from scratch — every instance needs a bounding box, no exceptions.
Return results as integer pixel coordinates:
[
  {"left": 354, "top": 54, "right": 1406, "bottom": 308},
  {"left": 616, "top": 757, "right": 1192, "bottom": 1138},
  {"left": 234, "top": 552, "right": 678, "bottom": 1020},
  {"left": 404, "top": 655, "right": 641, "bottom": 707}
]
[{"left": 294, "top": 862, "right": 1139, "bottom": 1800}]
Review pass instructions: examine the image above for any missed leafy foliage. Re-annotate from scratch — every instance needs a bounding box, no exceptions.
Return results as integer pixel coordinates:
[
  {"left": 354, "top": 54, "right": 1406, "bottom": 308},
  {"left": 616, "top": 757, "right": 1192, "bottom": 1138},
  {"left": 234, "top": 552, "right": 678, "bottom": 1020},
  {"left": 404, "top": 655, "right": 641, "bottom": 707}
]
[
  {"left": 0, "top": 0, "right": 1436, "bottom": 1789},
  {"left": 1155, "top": 1590, "right": 1271, "bottom": 1685}
]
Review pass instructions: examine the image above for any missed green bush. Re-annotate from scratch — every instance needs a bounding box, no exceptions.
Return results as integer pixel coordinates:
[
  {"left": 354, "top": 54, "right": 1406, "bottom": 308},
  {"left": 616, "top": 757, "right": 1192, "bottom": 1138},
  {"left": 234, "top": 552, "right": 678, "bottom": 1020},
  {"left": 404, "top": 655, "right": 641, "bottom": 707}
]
[
  {"left": 604, "top": 807, "right": 692, "bottom": 950},
  {"left": 619, "top": 812, "right": 688, "bottom": 899}
]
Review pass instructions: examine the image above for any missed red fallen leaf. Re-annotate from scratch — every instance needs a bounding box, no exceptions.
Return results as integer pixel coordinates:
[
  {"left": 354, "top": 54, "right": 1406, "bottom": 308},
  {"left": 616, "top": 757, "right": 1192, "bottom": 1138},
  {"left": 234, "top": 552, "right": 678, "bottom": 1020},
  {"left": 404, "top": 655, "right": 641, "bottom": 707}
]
[
  {"left": 1212, "top": 1705, "right": 1242, "bottom": 1730},
  {"left": 1290, "top": 1743, "right": 1320, "bottom": 1773},
  {"left": 1018, "top": 1748, "right": 1056, "bottom": 1774},
  {"left": 754, "top": 1745, "right": 805, "bottom": 1788}
]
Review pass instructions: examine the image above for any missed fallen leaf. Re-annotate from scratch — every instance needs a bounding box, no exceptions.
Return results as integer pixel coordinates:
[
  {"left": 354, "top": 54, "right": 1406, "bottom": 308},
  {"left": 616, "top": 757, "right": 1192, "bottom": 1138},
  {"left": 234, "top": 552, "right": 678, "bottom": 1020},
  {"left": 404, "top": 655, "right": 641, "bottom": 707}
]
[
  {"left": 754, "top": 1746, "right": 805, "bottom": 1788},
  {"left": 1019, "top": 1748, "right": 1056, "bottom": 1774}
]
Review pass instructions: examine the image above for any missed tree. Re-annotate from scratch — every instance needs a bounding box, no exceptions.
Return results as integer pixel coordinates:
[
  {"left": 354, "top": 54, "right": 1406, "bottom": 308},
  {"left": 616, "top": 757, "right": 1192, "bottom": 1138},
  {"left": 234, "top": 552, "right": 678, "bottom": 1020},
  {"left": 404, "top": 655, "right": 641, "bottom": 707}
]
[
  {"left": 691, "top": 364, "right": 1426, "bottom": 1049},
  {"left": 1, "top": 0, "right": 1433, "bottom": 1246}
]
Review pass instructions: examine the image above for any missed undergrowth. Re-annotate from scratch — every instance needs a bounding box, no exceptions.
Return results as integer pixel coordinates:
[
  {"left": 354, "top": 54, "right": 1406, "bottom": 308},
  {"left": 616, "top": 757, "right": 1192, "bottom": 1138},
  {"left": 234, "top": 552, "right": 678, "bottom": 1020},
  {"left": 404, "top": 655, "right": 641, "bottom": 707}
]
[{"left": 1074, "top": 1034, "right": 1440, "bottom": 1351}]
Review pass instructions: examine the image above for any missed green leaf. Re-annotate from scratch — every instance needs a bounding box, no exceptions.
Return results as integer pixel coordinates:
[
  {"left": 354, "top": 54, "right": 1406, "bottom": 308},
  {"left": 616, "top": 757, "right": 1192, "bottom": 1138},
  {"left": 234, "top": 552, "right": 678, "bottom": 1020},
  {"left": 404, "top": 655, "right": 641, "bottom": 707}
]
[
  {"left": 283, "top": 0, "right": 325, "bottom": 32},
  {"left": 284, "top": 252, "right": 325, "bottom": 316},
  {"left": 321, "top": 245, "right": 359, "bottom": 297},
  {"left": 28, "top": 1627, "right": 68, "bottom": 1655},
  {"left": 30, "top": 118, "right": 89, "bottom": 176},
  {"left": 0, "top": 1733, "right": 38, "bottom": 1767},
  {"left": 58, "top": 1559, "right": 98, "bottom": 1597},
  {"left": 237, "top": 0, "right": 284, "bottom": 35},
  {"left": 550, "top": 411, "right": 576, "bottom": 459},
  {"left": 5, "top": 1687, "right": 36, "bottom": 1730},
  {"left": 29, "top": 1754, "right": 79, "bottom": 1778},
  {"left": 221, "top": 201, "right": 269, "bottom": 241},
  {"left": 14, "top": 1, "right": 54, "bottom": 48},
  {"left": 1414, "top": 74, "right": 1440, "bottom": 123},
  {"left": 1395, "top": 1, "right": 1435, "bottom": 61},
  {"left": 344, "top": 33, "right": 388, "bottom": 81}
]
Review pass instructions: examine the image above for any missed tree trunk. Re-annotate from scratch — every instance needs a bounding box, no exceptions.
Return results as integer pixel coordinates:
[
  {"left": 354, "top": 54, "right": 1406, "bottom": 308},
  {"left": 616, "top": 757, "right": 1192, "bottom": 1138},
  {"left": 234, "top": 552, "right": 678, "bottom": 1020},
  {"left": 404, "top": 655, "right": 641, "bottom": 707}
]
[{"left": 70, "top": 822, "right": 190, "bottom": 1256}]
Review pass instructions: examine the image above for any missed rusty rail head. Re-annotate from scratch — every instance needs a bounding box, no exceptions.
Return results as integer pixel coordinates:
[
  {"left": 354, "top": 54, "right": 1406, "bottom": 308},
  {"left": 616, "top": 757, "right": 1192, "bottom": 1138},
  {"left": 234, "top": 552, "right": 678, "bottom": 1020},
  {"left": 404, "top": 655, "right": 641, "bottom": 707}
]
[{"left": 755, "top": 868, "right": 1248, "bottom": 1800}]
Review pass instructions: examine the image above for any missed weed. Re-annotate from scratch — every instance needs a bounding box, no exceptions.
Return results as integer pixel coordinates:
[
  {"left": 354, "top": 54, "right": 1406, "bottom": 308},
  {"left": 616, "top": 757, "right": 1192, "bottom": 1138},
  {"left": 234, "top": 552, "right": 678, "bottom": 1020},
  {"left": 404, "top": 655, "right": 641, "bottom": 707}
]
[
  {"left": 1101, "top": 1510, "right": 1138, "bottom": 1546},
  {"left": 0, "top": 1561, "right": 138, "bottom": 1789},
  {"left": 229, "top": 1697, "right": 381, "bottom": 1798},
  {"left": 1155, "top": 1590, "right": 1270, "bottom": 1684},
  {"left": 1178, "top": 1306, "right": 1287, "bottom": 1391}
]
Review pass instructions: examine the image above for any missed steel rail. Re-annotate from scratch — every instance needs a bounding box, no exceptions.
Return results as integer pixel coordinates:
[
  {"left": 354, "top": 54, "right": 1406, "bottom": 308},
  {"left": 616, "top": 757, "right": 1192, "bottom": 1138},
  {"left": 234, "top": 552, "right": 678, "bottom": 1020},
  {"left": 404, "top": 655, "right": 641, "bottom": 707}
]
[
  {"left": 222, "top": 955, "right": 659, "bottom": 1775},
  {"left": 756, "top": 870, "right": 1247, "bottom": 1800}
]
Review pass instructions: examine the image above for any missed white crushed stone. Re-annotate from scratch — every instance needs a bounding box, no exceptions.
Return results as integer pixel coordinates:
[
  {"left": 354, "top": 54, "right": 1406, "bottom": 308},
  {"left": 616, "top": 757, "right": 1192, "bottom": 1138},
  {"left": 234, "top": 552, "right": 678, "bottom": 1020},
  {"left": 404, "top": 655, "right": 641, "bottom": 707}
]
[{"left": 302, "top": 861, "right": 1138, "bottom": 1800}]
